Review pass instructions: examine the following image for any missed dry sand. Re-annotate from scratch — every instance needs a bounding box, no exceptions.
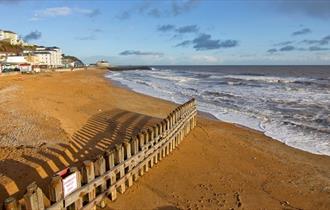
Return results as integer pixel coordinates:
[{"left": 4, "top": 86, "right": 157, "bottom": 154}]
[{"left": 0, "top": 69, "right": 329, "bottom": 209}]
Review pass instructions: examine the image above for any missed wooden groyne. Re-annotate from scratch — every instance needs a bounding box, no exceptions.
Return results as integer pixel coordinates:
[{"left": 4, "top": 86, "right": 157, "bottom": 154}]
[{"left": 3, "top": 99, "right": 197, "bottom": 210}]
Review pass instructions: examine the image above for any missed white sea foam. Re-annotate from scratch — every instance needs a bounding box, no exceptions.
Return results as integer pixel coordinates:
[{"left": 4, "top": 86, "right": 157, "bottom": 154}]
[{"left": 106, "top": 67, "right": 330, "bottom": 156}]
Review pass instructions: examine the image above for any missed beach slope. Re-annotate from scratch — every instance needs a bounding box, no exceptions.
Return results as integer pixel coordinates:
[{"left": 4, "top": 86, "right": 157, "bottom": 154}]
[{"left": 0, "top": 69, "right": 329, "bottom": 209}]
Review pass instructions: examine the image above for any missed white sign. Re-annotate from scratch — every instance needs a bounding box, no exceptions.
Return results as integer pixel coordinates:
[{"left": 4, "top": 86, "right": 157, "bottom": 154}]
[{"left": 63, "top": 172, "right": 78, "bottom": 197}]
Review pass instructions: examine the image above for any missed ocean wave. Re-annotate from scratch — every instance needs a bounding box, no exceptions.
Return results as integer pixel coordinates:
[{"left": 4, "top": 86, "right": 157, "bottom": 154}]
[
  {"left": 203, "top": 91, "right": 238, "bottom": 98},
  {"left": 210, "top": 74, "right": 317, "bottom": 85},
  {"left": 106, "top": 67, "right": 330, "bottom": 156},
  {"left": 148, "top": 73, "right": 197, "bottom": 83}
]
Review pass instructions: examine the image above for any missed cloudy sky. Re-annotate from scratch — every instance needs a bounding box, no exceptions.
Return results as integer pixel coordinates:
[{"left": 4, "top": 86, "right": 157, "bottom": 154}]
[{"left": 0, "top": 0, "right": 330, "bottom": 65}]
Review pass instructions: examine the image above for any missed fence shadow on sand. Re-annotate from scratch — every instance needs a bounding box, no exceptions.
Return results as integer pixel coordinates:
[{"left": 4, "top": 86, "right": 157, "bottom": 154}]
[{"left": 0, "top": 109, "right": 161, "bottom": 204}]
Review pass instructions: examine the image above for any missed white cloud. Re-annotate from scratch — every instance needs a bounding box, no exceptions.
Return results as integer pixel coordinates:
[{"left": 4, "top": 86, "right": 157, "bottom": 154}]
[
  {"left": 31, "top": 7, "right": 100, "bottom": 21},
  {"left": 191, "top": 55, "right": 221, "bottom": 63},
  {"left": 35, "top": 7, "right": 72, "bottom": 18},
  {"left": 75, "top": 8, "right": 100, "bottom": 17}
]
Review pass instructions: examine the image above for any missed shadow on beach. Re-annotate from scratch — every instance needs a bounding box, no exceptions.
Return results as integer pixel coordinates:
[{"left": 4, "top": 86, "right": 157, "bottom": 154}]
[{"left": 0, "top": 109, "right": 161, "bottom": 203}]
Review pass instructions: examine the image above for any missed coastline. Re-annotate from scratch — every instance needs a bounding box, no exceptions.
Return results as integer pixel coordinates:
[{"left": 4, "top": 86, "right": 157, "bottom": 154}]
[
  {"left": 107, "top": 73, "right": 219, "bottom": 121},
  {"left": 0, "top": 69, "right": 329, "bottom": 209},
  {"left": 105, "top": 71, "right": 329, "bottom": 157}
]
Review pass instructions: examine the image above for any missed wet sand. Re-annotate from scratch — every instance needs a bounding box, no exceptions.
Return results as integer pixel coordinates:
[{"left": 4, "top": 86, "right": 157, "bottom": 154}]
[{"left": 0, "top": 69, "right": 329, "bottom": 209}]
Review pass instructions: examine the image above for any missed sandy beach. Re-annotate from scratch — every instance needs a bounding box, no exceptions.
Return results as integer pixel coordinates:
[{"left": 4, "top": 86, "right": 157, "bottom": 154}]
[{"left": 0, "top": 69, "right": 329, "bottom": 209}]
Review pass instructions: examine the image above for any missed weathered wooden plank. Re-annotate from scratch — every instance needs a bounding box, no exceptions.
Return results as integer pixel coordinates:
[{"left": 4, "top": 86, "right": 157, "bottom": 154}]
[{"left": 39, "top": 100, "right": 197, "bottom": 209}]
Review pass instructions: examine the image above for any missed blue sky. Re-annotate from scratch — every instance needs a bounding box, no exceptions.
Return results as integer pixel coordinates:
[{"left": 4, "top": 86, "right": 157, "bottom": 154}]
[{"left": 0, "top": 0, "right": 330, "bottom": 65}]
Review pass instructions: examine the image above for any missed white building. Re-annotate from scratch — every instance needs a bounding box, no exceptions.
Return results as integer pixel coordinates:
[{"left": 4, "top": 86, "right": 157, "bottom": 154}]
[
  {"left": 0, "top": 56, "right": 32, "bottom": 73},
  {"left": 33, "top": 46, "right": 63, "bottom": 68},
  {"left": 34, "top": 51, "right": 51, "bottom": 66},
  {"left": 0, "top": 30, "right": 18, "bottom": 45},
  {"left": 49, "top": 47, "right": 63, "bottom": 68}
]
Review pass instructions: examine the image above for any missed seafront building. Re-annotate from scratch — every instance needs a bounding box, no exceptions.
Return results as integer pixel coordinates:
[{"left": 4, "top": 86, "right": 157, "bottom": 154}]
[
  {"left": 0, "top": 46, "right": 64, "bottom": 73},
  {"left": 0, "top": 56, "right": 33, "bottom": 73},
  {"left": 0, "top": 30, "right": 18, "bottom": 45},
  {"left": 0, "top": 29, "right": 77, "bottom": 73},
  {"left": 33, "top": 46, "right": 63, "bottom": 68},
  {"left": 0, "top": 29, "right": 31, "bottom": 46}
]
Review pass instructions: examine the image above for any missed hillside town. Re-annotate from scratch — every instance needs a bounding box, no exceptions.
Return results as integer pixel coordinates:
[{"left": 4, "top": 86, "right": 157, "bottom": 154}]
[{"left": 0, "top": 29, "right": 84, "bottom": 74}]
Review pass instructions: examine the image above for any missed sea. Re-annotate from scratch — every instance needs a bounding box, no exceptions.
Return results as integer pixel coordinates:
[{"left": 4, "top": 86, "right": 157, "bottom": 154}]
[{"left": 106, "top": 65, "right": 330, "bottom": 156}]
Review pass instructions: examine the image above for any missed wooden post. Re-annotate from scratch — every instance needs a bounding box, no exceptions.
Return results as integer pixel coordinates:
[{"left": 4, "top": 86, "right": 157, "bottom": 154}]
[
  {"left": 153, "top": 125, "right": 158, "bottom": 140},
  {"left": 148, "top": 128, "right": 154, "bottom": 143},
  {"left": 94, "top": 156, "right": 107, "bottom": 210},
  {"left": 162, "top": 146, "right": 166, "bottom": 158},
  {"left": 174, "top": 110, "right": 178, "bottom": 124},
  {"left": 144, "top": 160, "right": 149, "bottom": 173},
  {"left": 175, "top": 135, "right": 178, "bottom": 147},
  {"left": 138, "top": 133, "right": 145, "bottom": 151},
  {"left": 166, "top": 143, "right": 170, "bottom": 155},
  {"left": 81, "top": 160, "right": 96, "bottom": 210},
  {"left": 178, "top": 107, "right": 182, "bottom": 121},
  {"left": 49, "top": 175, "right": 63, "bottom": 206},
  {"left": 169, "top": 113, "right": 173, "bottom": 127},
  {"left": 143, "top": 130, "right": 149, "bottom": 145},
  {"left": 115, "top": 144, "right": 126, "bottom": 194},
  {"left": 157, "top": 124, "right": 161, "bottom": 137},
  {"left": 158, "top": 149, "right": 162, "bottom": 161},
  {"left": 188, "top": 118, "right": 192, "bottom": 132},
  {"left": 24, "top": 182, "right": 45, "bottom": 210},
  {"left": 123, "top": 139, "right": 132, "bottom": 160},
  {"left": 4, "top": 197, "right": 18, "bottom": 210},
  {"left": 158, "top": 123, "right": 162, "bottom": 137},
  {"left": 159, "top": 121, "right": 163, "bottom": 134},
  {"left": 154, "top": 151, "right": 158, "bottom": 164},
  {"left": 132, "top": 172, "right": 139, "bottom": 182},
  {"left": 115, "top": 144, "right": 124, "bottom": 164},
  {"left": 131, "top": 137, "right": 139, "bottom": 155},
  {"left": 94, "top": 155, "right": 106, "bottom": 177},
  {"left": 169, "top": 114, "right": 173, "bottom": 127},
  {"left": 104, "top": 149, "right": 115, "bottom": 171},
  {"left": 104, "top": 150, "right": 115, "bottom": 202},
  {"left": 172, "top": 135, "right": 176, "bottom": 149},
  {"left": 177, "top": 131, "right": 181, "bottom": 145},
  {"left": 159, "top": 149, "right": 162, "bottom": 161},
  {"left": 94, "top": 155, "right": 106, "bottom": 192},
  {"left": 126, "top": 174, "right": 133, "bottom": 188},
  {"left": 149, "top": 156, "right": 154, "bottom": 168},
  {"left": 166, "top": 117, "right": 170, "bottom": 130},
  {"left": 109, "top": 172, "right": 117, "bottom": 201},
  {"left": 163, "top": 118, "right": 169, "bottom": 132},
  {"left": 172, "top": 112, "right": 175, "bottom": 125},
  {"left": 162, "top": 120, "right": 166, "bottom": 133},
  {"left": 173, "top": 109, "right": 177, "bottom": 124},
  {"left": 173, "top": 112, "right": 176, "bottom": 125},
  {"left": 123, "top": 140, "right": 133, "bottom": 189},
  {"left": 139, "top": 165, "right": 144, "bottom": 176},
  {"left": 69, "top": 167, "right": 83, "bottom": 210},
  {"left": 169, "top": 141, "right": 173, "bottom": 153}
]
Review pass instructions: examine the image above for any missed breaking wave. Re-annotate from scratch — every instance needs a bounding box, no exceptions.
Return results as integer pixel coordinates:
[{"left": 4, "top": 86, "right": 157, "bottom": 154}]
[{"left": 106, "top": 66, "right": 330, "bottom": 156}]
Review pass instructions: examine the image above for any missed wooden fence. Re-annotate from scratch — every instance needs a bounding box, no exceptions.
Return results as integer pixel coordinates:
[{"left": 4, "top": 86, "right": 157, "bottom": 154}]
[{"left": 3, "top": 99, "right": 197, "bottom": 210}]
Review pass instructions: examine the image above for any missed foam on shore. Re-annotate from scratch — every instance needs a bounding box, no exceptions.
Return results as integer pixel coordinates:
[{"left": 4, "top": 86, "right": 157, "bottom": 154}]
[{"left": 106, "top": 66, "right": 330, "bottom": 156}]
